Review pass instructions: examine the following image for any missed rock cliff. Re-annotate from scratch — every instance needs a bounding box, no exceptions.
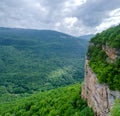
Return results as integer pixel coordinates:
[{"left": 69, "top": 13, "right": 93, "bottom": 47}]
[{"left": 82, "top": 60, "right": 120, "bottom": 116}]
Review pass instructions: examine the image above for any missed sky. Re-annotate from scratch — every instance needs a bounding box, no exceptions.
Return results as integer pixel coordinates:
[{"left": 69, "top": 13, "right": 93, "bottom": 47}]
[{"left": 0, "top": 0, "right": 120, "bottom": 36}]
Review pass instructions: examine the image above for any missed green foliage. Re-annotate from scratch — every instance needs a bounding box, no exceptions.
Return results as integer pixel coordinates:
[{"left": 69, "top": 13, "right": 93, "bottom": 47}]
[
  {"left": 110, "top": 99, "right": 120, "bottom": 116},
  {"left": 90, "top": 24, "right": 120, "bottom": 48},
  {"left": 0, "top": 27, "right": 88, "bottom": 102},
  {"left": 88, "top": 24, "right": 120, "bottom": 90},
  {"left": 0, "top": 84, "right": 94, "bottom": 116}
]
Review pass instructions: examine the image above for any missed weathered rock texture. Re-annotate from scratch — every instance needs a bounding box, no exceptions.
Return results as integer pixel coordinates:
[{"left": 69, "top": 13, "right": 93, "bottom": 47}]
[
  {"left": 102, "top": 45, "right": 119, "bottom": 61},
  {"left": 82, "top": 60, "right": 120, "bottom": 116}
]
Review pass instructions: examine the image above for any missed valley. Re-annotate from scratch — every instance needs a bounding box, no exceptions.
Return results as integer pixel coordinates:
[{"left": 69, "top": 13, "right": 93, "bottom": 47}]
[
  {"left": 0, "top": 27, "right": 89, "bottom": 103},
  {"left": 0, "top": 25, "right": 120, "bottom": 116}
]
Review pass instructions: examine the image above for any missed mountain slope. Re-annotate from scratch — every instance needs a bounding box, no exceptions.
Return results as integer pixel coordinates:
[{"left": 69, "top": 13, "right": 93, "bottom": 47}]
[
  {"left": 0, "top": 83, "right": 94, "bottom": 116},
  {"left": 0, "top": 27, "right": 88, "bottom": 98}
]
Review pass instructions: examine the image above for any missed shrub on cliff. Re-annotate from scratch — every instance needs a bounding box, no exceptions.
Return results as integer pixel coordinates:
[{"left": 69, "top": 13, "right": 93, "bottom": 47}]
[{"left": 110, "top": 99, "right": 120, "bottom": 116}]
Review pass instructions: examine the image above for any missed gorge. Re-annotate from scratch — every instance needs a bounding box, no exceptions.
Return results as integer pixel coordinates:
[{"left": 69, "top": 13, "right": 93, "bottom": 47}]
[{"left": 0, "top": 25, "right": 120, "bottom": 116}]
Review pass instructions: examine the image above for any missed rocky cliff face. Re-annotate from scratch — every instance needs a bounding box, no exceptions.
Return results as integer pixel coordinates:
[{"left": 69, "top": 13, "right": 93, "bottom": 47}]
[{"left": 82, "top": 60, "right": 120, "bottom": 116}]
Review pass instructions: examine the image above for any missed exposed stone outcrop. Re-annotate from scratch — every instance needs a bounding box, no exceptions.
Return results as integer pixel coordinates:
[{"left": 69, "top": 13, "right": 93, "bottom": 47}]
[
  {"left": 82, "top": 60, "right": 120, "bottom": 116},
  {"left": 102, "top": 45, "right": 119, "bottom": 61}
]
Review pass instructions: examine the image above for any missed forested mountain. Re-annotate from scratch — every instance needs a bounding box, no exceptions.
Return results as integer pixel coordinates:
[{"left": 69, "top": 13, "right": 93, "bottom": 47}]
[
  {"left": 0, "top": 84, "right": 94, "bottom": 116},
  {"left": 88, "top": 24, "right": 120, "bottom": 90},
  {"left": 0, "top": 27, "right": 89, "bottom": 101}
]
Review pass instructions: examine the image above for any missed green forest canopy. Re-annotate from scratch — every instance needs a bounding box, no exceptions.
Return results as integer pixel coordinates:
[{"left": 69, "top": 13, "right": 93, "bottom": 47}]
[{"left": 0, "top": 83, "right": 94, "bottom": 116}]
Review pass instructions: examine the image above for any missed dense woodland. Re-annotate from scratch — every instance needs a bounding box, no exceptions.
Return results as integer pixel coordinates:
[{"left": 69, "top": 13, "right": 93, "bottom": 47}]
[
  {"left": 88, "top": 24, "right": 120, "bottom": 90},
  {"left": 0, "top": 27, "right": 89, "bottom": 102},
  {"left": 0, "top": 84, "right": 94, "bottom": 116}
]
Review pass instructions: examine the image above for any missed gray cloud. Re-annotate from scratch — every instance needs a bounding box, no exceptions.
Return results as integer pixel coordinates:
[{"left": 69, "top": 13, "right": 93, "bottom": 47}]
[
  {"left": 0, "top": 0, "right": 120, "bottom": 36},
  {"left": 75, "top": 0, "right": 120, "bottom": 26}
]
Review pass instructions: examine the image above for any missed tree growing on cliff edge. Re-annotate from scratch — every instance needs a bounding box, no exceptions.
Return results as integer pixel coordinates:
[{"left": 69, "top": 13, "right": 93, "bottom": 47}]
[{"left": 88, "top": 24, "right": 120, "bottom": 91}]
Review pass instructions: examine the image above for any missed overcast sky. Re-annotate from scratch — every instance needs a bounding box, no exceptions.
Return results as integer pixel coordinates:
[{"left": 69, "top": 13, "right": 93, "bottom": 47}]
[{"left": 0, "top": 0, "right": 120, "bottom": 36}]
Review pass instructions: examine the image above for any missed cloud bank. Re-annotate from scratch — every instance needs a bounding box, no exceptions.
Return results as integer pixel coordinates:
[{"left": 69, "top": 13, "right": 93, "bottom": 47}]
[{"left": 0, "top": 0, "right": 120, "bottom": 36}]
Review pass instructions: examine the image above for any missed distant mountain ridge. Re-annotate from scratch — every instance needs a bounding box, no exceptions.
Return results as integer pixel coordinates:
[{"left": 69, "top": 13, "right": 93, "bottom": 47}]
[
  {"left": 0, "top": 27, "right": 88, "bottom": 101},
  {"left": 0, "top": 27, "right": 76, "bottom": 39},
  {"left": 78, "top": 34, "right": 94, "bottom": 40}
]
